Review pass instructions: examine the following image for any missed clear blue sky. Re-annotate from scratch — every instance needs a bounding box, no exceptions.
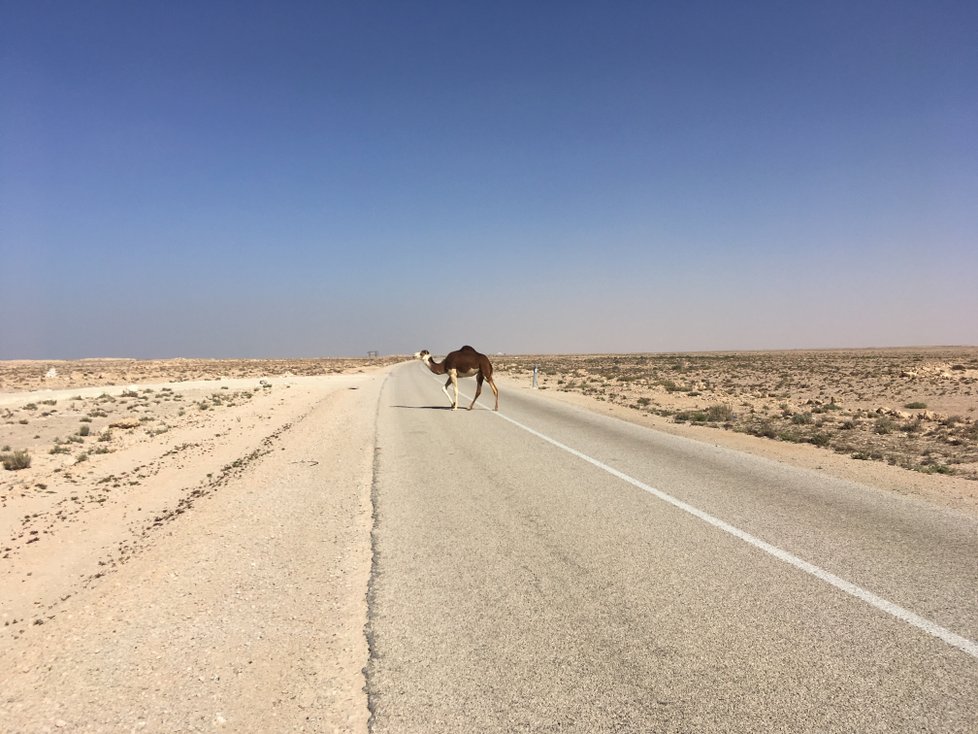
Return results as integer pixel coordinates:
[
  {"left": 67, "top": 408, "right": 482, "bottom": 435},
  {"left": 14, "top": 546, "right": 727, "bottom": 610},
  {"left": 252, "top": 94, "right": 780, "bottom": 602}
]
[{"left": 2, "top": 1, "right": 976, "bottom": 358}]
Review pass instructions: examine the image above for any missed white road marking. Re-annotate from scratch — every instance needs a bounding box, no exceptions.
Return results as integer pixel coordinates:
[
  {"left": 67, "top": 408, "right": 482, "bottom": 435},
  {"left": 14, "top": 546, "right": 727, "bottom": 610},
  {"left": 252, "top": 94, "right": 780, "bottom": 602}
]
[{"left": 426, "top": 373, "right": 978, "bottom": 660}]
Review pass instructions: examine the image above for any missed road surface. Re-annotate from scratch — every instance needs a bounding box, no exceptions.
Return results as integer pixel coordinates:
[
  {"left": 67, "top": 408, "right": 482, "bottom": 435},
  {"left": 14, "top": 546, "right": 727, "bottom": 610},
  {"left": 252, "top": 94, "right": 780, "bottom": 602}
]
[{"left": 366, "top": 363, "right": 978, "bottom": 733}]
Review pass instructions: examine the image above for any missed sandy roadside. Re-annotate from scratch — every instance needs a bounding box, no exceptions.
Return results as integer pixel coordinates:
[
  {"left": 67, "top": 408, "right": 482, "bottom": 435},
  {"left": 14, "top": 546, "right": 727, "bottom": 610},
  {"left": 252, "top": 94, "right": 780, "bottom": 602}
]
[{"left": 1, "top": 369, "right": 389, "bottom": 733}]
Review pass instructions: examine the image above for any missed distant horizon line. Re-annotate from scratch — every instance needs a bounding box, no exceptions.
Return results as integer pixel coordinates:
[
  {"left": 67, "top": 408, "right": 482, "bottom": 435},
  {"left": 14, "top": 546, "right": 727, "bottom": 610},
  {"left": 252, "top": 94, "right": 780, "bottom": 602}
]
[{"left": 2, "top": 344, "right": 976, "bottom": 362}]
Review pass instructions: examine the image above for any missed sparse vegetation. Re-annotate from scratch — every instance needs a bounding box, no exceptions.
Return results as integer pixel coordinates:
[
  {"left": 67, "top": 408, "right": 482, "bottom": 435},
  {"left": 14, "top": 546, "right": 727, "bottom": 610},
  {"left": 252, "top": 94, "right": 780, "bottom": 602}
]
[
  {"left": 810, "top": 432, "right": 832, "bottom": 447},
  {"left": 495, "top": 349, "right": 978, "bottom": 480},
  {"left": 706, "top": 404, "right": 735, "bottom": 422},
  {"left": 874, "top": 417, "right": 897, "bottom": 435}
]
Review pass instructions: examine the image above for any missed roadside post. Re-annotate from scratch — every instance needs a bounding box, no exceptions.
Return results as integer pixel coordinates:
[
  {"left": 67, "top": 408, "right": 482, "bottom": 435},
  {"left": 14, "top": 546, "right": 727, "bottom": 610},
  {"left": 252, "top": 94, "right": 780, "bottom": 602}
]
[{"left": 532, "top": 365, "right": 538, "bottom": 388}]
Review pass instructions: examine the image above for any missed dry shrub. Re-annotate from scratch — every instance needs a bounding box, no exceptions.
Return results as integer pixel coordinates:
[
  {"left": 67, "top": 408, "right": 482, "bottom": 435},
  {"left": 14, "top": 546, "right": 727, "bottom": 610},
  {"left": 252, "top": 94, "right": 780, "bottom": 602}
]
[{"left": 2, "top": 449, "right": 32, "bottom": 470}]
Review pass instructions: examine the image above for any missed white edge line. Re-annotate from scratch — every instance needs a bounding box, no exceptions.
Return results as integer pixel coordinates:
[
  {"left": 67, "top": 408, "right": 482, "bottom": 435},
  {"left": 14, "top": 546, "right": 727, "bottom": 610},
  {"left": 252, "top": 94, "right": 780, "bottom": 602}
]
[{"left": 430, "top": 373, "right": 978, "bottom": 660}]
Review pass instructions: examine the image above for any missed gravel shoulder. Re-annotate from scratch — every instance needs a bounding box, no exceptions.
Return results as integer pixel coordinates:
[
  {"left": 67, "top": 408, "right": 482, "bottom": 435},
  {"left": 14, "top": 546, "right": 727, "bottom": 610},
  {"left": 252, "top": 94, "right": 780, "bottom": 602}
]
[{"left": 1, "top": 370, "right": 388, "bottom": 733}]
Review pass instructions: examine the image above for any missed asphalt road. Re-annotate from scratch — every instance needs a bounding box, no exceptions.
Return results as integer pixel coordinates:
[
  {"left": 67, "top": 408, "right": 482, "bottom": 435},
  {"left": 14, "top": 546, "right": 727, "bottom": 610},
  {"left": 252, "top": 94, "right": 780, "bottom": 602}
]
[{"left": 366, "top": 363, "right": 978, "bottom": 733}]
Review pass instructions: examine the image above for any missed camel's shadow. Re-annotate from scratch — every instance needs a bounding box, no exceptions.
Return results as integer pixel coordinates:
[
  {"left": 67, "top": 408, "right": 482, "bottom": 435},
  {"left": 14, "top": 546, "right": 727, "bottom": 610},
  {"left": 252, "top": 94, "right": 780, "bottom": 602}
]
[{"left": 391, "top": 404, "right": 454, "bottom": 411}]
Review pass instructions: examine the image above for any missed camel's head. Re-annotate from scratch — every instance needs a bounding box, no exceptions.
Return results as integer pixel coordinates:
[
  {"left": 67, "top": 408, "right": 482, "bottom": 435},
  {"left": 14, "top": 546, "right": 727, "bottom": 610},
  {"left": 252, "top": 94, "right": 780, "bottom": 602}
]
[{"left": 414, "top": 349, "right": 431, "bottom": 362}]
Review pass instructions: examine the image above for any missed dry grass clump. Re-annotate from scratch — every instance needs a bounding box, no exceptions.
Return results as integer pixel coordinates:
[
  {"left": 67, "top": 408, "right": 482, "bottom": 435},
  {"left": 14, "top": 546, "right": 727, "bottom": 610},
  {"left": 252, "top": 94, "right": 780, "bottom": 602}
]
[
  {"left": 497, "top": 348, "right": 978, "bottom": 480},
  {"left": 2, "top": 449, "right": 32, "bottom": 470}
]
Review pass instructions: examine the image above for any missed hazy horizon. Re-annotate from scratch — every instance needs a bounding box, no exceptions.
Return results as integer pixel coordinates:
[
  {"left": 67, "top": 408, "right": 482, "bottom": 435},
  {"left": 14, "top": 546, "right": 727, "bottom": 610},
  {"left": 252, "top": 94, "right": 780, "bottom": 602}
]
[
  {"left": 5, "top": 343, "right": 978, "bottom": 363},
  {"left": 3, "top": 2, "right": 977, "bottom": 360}
]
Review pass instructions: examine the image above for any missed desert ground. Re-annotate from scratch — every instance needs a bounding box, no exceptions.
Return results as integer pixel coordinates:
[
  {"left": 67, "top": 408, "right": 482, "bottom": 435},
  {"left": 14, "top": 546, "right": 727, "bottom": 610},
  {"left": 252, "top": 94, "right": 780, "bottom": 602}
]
[
  {"left": 0, "top": 357, "right": 405, "bottom": 395},
  {"left": 0, "top": 357, "right": 398, "bottom": 732},
  {"left": 1, "top": 349, "right": 977, "bottom": 731},
  {"left": 496, "top": 347, "right": 978, "bottom": 482}
]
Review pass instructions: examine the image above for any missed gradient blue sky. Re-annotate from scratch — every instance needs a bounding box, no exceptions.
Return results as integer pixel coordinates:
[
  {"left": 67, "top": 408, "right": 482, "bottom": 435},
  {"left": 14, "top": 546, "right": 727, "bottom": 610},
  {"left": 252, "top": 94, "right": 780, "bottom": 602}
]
[{"left": 2, "top": 1, "right": 976, "bottom": 358}]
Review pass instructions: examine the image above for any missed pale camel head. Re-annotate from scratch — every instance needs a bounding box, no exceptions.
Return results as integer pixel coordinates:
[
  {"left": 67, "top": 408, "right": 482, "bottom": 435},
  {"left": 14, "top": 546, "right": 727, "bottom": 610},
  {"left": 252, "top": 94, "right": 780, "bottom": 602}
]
[{"left": 414, "top": 349, "right": 431, "bottom": 362}]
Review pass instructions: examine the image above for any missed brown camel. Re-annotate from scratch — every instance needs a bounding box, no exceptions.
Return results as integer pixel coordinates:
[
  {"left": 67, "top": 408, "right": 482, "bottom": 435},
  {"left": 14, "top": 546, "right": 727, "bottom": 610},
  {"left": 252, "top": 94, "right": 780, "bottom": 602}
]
[{"left": 414, "top": 345, "right": 500, "bottom": 411}]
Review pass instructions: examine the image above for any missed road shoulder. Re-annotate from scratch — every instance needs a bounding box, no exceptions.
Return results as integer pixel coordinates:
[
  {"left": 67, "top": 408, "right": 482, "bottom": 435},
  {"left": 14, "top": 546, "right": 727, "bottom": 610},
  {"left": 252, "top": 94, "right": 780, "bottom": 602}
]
[{"left": 1, "top": 372, "right": 384, "bottom": 733}]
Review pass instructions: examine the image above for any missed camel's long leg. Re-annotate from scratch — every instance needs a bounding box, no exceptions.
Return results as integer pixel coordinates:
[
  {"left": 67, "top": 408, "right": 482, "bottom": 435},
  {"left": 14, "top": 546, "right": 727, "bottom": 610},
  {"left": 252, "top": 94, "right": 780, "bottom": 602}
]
[
  {"left": 442, "top": 376, "right": 454, "bottom": 408},
  {"left": 449, "top": 370, "right": 460, "bottom": 410},
  {"left": 468, "top": 373, "right": 484, "bottom": 410},
  {"left": 486, "top": 376, "right": 499, "bottom": 411}
]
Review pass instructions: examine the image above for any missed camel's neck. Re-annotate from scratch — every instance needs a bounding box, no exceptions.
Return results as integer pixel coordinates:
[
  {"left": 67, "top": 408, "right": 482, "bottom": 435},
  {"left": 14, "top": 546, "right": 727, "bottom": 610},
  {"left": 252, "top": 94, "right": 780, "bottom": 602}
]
[{"left": 423, "top": 356, "right": 446, "bottom": 375}]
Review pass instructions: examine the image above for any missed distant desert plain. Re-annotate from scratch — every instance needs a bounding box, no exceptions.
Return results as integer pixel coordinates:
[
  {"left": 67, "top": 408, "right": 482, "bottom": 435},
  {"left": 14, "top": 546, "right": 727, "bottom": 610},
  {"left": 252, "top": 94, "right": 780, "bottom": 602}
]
[
  {"left": 1, "top": 348, "right": 977, "bottom": 730},
  {"left": 495, "top": 347, "right": 978, "bottom": 481}
]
